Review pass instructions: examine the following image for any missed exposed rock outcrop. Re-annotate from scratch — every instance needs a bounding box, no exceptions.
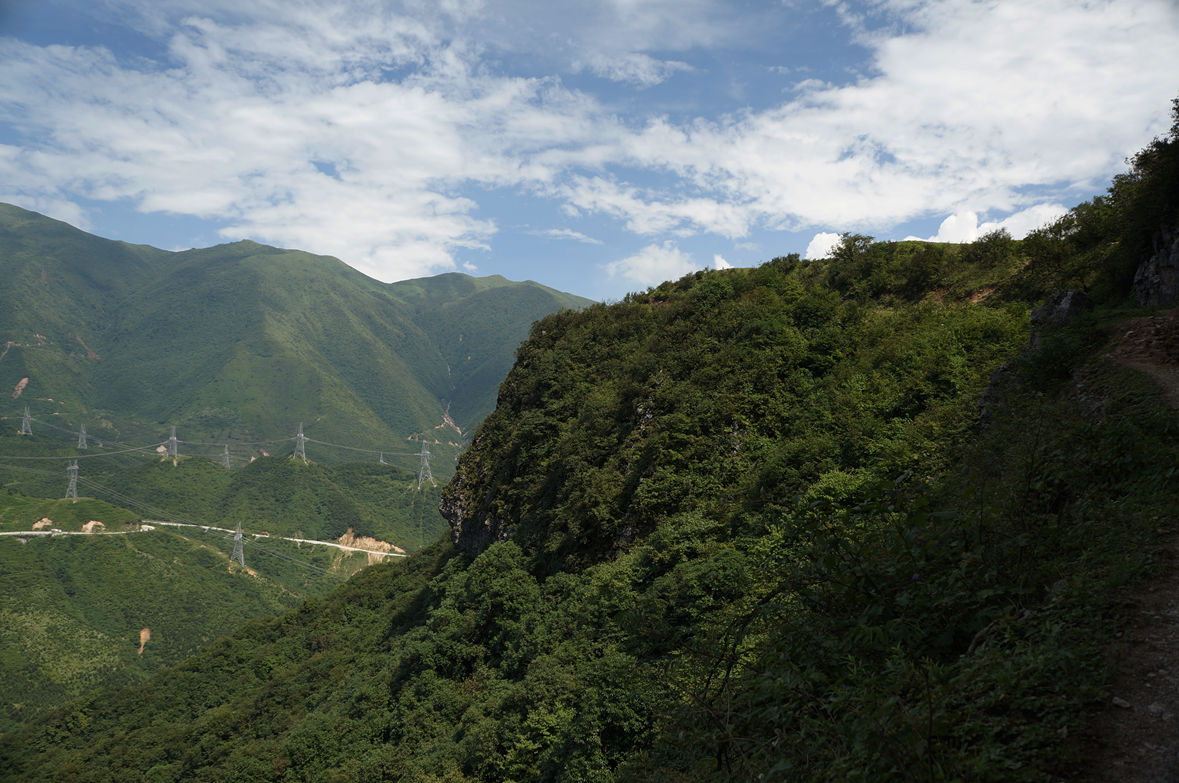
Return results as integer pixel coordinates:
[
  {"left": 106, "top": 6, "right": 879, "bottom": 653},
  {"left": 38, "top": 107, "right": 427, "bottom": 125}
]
[
  {"left": 439, "top": 437, "right": 510, "bottom": 556},
  {"left": 1133, "top": 224, "right": 1179, "bottom": 307}
]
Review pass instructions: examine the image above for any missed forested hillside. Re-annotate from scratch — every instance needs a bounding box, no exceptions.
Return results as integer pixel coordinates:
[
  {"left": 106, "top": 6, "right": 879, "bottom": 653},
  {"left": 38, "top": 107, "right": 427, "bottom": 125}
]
[
  {"left": 2, "top": 103, "right": 1177, "bottom": 782},
  {"left": 0, "top": 518, "right": 370, "bottom": 735},
  {"left": 0, "top": 210, "right": 588, "bottom": 477},
  {"left": 0, "top": 458, "right": 445, "bottom": 731}
]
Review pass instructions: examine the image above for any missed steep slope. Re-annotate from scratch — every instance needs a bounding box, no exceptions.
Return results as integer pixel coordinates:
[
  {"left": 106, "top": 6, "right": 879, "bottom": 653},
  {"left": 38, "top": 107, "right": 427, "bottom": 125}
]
[
  {"left": 0, "top": 208, "right": 591, "bottom": 472},
  {"left": 399, "top": 274, "right": 592, "bottom": 428}
]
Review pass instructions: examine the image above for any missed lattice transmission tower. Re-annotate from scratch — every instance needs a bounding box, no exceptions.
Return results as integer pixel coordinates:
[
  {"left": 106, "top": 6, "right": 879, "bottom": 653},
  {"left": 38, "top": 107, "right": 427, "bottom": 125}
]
[
  {"left": 222, "top": 445, "right": 231, "bottom": 469},
  {"left": 293, "top": 422, "right": 307, "bottom": 463},
  {"left": 417, "top": 442, "right": 433, "bottom": 488},
  {"left": 231, "top": 520, "right": 246, "bottom": 567},
  {"left": 19, "top": 406, "right": 31, "bottom": 436},
  {"left": 65, "top": 460, "right": 78, "bottom": 500},
  {"left": 166, "top": 426, "right": 178, "bottom": 460},
  {"left": 77, "top": 423, "right": 87, "bottom": 450}
]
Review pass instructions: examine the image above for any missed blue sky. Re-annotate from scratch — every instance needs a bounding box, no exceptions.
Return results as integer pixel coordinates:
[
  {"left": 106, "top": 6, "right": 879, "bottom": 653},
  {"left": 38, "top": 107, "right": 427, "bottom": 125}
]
[{"left": 1, "top": 0, "right": 1177, "bottom": 301}]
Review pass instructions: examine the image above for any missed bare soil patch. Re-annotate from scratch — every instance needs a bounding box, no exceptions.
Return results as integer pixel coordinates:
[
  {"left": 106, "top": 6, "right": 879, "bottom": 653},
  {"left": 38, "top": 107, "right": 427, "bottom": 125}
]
[{"left": 1106, "top": 308, "right": 1179, "bottom": 409}]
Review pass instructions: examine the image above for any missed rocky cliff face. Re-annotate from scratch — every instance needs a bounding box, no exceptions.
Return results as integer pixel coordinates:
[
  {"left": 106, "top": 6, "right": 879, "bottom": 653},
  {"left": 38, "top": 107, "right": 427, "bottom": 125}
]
[
  {"left": 1134, "top": 223, "right": 1179, "bottom": 307},
  {"left": 438, "top": 431, "right": 509, "bottom": 556}
]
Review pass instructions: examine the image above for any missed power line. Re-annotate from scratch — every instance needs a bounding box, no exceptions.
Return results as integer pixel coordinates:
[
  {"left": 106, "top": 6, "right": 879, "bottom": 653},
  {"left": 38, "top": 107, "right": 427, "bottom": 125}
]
[
  {"left": 26, "top": 415, "right": 142, "bottom": 451},
  {"left": 4, "top": 409, "right": 455, "bottom": 487},
  {"left": 0, "top": 443, "right": 165, "bottom": 460}
]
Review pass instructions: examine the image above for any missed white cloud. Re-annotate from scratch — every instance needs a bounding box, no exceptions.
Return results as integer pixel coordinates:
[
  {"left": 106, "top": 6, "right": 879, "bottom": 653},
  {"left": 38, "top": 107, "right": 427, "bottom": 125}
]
[
  {"left": 603, "top": 0, "right": 1179, "bottom": 235},
  {"left": 533, "top": 228, "right": 604, "bottom": 244},
  {"left": 606, "top": 241, "right": 700, "bottom": 286},
  {"left": 574, "top": 52, "right": 692, "bottom": 87},
  {"left": 980, "top": 204, "right": 1069, "bottom": 239},
  {"left": 712, "top": 253, "right": 732, "bottom": 269},
  {"left": 917, "top": 212, "right": 983, "bottom": 244},
  {"left": 0, "top": 16, "right": 611, "bottom": 281},
  {"left": 556, "top": 176, "right": 753, "bottom": 237},
  {"left": 908, "top": 203, "right": 1069, "bottom": 243},
  {"left": 806, "top": 232, "right": 842, "bottom": 259}
]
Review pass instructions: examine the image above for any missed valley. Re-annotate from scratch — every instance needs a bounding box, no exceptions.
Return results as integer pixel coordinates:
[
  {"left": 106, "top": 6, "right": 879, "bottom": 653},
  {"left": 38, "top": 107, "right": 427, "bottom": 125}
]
[{"left": 0, "top": 207, "right": 590, "bottom": 743}]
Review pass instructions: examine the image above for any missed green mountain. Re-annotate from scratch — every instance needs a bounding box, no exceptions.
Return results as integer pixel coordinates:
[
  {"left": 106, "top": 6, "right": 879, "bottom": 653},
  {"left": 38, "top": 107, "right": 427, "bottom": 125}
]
[
  {"left": 0, "top": 206, "right": 587, "bottom": 741},
  {"left": 2, "top": 103, "right": 1177, "bottom": 782},
  {"left": 0, "top": 207, "right": 589, "bottom": 477}
]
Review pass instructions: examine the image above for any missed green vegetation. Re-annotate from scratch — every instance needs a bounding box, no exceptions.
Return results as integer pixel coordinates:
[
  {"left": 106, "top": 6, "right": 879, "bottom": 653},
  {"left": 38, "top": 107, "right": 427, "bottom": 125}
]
[
  {"left": 0, "top": 520, "right": 373, "bottom": 734},
  {"left": 0, "top": 217, "right": 590, "bottom": 478},
  {"left": 2, "top": 100, "right": 1177, "bottom": 782},
  {"left": 0, "top": 494, "right": 137, "bottom": 531},
  {"left": 0, "top": 456, "right": 447, "bottom": 550}
]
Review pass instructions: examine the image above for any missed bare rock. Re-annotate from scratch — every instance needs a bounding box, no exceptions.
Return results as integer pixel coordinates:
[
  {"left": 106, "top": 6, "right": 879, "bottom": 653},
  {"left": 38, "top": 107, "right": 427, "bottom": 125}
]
[{"left": 1134, "top": 224, "right": 1179, "bottom": 307}]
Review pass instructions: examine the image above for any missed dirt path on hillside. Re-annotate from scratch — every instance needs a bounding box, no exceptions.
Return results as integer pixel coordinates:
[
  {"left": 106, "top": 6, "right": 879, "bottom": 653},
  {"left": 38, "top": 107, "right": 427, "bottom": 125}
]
[
  {"left": 1065, "top": 308, "right": 1179, "bottom": 781},
  {"left": 1107, "top": 308, "right": 1179, "bottom": 407}
]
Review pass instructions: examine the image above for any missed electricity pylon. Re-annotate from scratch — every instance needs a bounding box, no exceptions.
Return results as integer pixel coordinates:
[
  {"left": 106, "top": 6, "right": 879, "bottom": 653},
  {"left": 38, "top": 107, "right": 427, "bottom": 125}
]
[
  {"left": 231, "top": 520, "right": 245, "bottom": 567},
  {"left": 19, "top": 406, "right": 31, "bottom": 436},
  {"left": 77, "top": 423, "right": 87, "bottom": 450},
  {"left": 293, "top": 422, "right": 307, "bottom": 463},
  {"left": 417, "top": 442, "right": 433, "bottom": 488},
  {"left": 222, "top": 445, "right": 231, "bottom": 469},
  {"left": 166, "top": 426, "right": 178, "bottom": 460},
  {"left": 65, "top": 460, "right": 78, "bottom": 500}
]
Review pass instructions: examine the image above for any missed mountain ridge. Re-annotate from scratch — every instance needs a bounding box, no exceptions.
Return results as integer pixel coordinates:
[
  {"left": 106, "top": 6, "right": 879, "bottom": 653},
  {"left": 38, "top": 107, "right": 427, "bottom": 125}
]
[{"left": 0, "top": 203, "right": 591, "bottom": 474}]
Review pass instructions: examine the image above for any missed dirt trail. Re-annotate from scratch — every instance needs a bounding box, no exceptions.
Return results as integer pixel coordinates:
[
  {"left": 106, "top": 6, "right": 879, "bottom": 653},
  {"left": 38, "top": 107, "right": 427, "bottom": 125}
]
[
  {"left": 1067, "top": 308, "right": 1179, "bottom": 781},
  {"left": 1107, "top": 308, "right": 1179, "bottom": 408}
]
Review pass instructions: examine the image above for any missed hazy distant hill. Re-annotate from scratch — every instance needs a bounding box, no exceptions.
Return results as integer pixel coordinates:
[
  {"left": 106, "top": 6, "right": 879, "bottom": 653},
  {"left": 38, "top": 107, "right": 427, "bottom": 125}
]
[{"left": 0, "top": 203, "right": 590, "bottom": 475}]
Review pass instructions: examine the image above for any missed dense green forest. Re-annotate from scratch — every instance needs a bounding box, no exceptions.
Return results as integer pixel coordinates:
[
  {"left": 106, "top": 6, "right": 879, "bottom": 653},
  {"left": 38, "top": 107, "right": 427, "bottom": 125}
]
[{"left": 2, "top": 102, "right": 1177, "bottom": 781}]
